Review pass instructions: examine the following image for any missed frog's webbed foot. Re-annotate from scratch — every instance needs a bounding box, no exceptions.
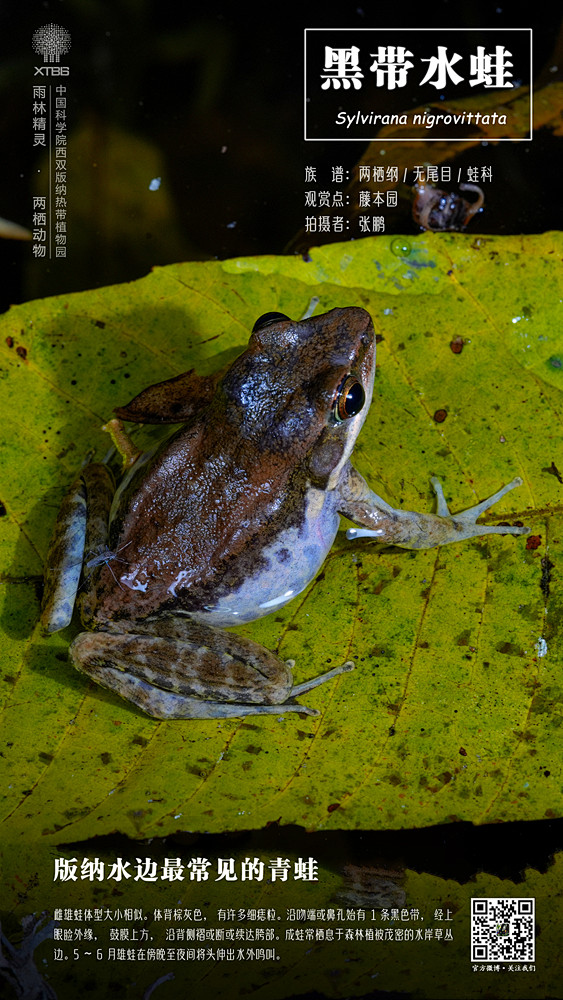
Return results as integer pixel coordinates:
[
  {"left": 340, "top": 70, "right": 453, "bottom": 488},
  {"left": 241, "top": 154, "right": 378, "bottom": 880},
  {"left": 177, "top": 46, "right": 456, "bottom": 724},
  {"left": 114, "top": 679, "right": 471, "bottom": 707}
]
[
  {"left": 346, "top": 476, "right": 529, "bottom": 548},
  {"left": 427, "top": 476, "right": 529, "bottom": 539},
  {"left": 69, "top": 617, "right": 354, "bottom": 720}
]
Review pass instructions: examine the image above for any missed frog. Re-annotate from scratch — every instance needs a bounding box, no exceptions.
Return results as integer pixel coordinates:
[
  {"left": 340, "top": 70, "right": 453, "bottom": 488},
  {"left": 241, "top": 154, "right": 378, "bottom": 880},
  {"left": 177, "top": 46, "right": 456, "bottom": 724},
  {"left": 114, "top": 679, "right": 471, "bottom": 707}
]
[{"left": 40, "top": 307, "right": 529, "bottom": 720}]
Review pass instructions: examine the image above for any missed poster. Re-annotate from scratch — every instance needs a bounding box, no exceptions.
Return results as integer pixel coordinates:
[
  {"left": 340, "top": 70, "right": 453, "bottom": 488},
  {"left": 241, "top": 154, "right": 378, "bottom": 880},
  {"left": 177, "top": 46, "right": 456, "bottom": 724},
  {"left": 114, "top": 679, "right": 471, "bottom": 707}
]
[{"left": 0, "top": 2, "right": 561, "bottom": 998}]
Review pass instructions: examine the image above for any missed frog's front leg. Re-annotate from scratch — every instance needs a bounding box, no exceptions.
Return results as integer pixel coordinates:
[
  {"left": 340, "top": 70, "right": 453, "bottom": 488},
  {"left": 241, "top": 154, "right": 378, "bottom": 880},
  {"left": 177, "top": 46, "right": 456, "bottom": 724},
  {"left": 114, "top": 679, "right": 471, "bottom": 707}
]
[
  {"left": 339, "top": 465, "right": 529, "bottom": 549},
  {"left": 70, "top": 615, "right": 353, "bottom": 720}
]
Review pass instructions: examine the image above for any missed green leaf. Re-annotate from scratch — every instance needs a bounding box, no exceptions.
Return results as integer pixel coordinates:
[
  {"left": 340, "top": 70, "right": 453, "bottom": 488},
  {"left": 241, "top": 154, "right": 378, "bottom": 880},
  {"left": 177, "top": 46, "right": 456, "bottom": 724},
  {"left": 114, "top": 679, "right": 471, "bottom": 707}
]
[{"left": 0, "top": 233, "right": 561, "bottom": 841}]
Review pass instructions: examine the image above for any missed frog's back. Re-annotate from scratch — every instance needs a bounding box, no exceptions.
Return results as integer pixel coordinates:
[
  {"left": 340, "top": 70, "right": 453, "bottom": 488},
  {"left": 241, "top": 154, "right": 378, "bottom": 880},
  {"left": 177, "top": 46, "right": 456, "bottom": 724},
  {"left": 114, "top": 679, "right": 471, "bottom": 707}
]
[
  {"left": 92, "top": 420, "right": 339, "bottom": 627},
  {"left": 91, "top": 306, "right": 375, "bottom": 628}
]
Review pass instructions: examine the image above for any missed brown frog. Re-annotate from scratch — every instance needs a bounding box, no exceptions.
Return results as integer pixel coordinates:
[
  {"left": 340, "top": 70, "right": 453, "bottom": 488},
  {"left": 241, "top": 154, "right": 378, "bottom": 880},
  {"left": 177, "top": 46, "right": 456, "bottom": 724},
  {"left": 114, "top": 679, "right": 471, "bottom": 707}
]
[{"left": 41, "top": 307, "right": 528, "bottom": 719}]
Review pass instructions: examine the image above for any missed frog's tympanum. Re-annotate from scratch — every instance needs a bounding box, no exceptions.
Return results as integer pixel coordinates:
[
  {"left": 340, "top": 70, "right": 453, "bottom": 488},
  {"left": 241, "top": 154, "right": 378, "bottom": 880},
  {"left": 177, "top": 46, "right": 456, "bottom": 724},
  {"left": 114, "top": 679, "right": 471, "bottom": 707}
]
[
  {"left": 41, "top": 308, "right": 528, "bottom": 720},
  {"left": 413, "top": 179, "right": 485, "bottom": 232}
]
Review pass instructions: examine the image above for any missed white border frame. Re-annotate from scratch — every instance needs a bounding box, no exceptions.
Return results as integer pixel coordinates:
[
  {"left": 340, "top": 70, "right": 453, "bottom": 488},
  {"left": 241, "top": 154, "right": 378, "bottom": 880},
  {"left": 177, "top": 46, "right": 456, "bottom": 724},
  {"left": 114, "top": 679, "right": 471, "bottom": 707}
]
[{"left": 304, "top": 27, "right": 533, "bottom": 141}]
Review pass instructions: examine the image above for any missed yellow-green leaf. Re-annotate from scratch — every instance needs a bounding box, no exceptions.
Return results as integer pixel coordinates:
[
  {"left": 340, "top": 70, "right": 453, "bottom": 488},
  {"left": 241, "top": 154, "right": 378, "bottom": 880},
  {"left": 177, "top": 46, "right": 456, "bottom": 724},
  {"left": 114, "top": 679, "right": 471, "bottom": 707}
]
[{"left": 0, "top": 232, "right": 561, "bottom": 842}]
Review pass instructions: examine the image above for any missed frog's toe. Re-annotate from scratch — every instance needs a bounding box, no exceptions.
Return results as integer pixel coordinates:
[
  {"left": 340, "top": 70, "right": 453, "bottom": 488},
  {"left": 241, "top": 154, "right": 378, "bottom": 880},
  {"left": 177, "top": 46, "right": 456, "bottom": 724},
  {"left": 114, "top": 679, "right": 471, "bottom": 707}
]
[
  {"left": 291, "top": 660, "right": 354, "bottom": 697},
  {"left": 346, "top": 526, "right": 385, "bottom": 540},
  {"left": 429, "top": 477, "right": 450, "bottom": 517},
  {"left": 451, "top": 477, "right": 530, "bottom": 537}
]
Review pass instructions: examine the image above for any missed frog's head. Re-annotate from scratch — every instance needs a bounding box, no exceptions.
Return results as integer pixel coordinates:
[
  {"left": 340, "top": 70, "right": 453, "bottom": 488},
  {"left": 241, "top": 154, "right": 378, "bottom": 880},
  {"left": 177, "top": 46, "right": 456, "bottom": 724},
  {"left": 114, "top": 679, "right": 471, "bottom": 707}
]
[{"left": 221, "top": 307, "right": 375, "bottom": 488}]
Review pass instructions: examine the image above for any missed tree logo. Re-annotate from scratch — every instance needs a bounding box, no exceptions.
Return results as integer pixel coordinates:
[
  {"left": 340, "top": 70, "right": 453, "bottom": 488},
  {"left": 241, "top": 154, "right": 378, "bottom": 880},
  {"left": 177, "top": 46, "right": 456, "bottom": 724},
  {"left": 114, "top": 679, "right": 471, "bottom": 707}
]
[{"left": 32, "top": 24, "right": 71, "bottom": 64}]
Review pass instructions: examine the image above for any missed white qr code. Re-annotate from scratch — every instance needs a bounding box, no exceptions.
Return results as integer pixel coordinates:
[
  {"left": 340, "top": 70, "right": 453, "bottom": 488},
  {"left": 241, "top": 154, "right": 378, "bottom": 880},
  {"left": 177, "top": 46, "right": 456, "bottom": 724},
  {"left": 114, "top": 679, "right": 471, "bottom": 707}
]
[{"left": 471, "top": 897, "right": 535, "bottom": 962}]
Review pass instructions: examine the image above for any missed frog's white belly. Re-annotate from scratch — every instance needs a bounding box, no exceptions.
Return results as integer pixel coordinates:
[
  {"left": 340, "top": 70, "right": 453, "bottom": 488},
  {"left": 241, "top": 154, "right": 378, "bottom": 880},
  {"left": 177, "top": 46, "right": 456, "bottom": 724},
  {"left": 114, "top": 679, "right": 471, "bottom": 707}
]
[{"left": 190, "top": 487, "right": 340, "bottom": 628}]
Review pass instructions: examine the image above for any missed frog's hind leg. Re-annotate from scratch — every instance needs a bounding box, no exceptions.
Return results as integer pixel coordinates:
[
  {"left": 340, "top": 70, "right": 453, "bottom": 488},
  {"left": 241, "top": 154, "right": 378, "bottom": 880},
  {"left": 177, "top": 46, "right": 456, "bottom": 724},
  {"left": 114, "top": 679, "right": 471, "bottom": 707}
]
[
  {"left": 76, "top": 464, "right": 116, "bottom": 623},
  {"left": 40, "top": 477, "right": 87, "bottom": 634},
  {"left": 40, "top": 464, "right": 114, "bottom": 634},
  {"left": 70, "top": 659, "right": 322, "bottom": 719},
  {"left": 69, "top": 617, "right": 353, "bottom": 720}
]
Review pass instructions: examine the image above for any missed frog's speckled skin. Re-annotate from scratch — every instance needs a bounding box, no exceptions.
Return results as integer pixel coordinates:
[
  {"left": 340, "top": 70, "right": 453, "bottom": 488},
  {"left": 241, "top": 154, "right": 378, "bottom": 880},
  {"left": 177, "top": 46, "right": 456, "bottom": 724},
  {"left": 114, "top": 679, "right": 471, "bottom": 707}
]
[{"left": 41, "top": 307, "right": 528, "bottom": 720}]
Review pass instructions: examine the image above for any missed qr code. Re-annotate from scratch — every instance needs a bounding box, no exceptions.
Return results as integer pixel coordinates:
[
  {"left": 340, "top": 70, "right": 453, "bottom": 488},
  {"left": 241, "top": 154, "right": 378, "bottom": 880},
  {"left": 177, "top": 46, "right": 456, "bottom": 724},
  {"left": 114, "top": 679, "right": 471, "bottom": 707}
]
[{"left": 471, "top": 897, "right": 535, "bottom": 962}]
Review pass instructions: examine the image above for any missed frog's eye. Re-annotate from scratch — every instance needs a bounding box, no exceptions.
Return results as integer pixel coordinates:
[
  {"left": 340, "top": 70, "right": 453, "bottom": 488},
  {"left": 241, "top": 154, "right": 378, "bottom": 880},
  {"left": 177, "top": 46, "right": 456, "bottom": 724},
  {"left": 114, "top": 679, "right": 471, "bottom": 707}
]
[
  {"left": 252, "top": 312, "right": 290, "bottom": 331},
  {"left": 332, "top": 375, "right": 365, "bottom": 423}
]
